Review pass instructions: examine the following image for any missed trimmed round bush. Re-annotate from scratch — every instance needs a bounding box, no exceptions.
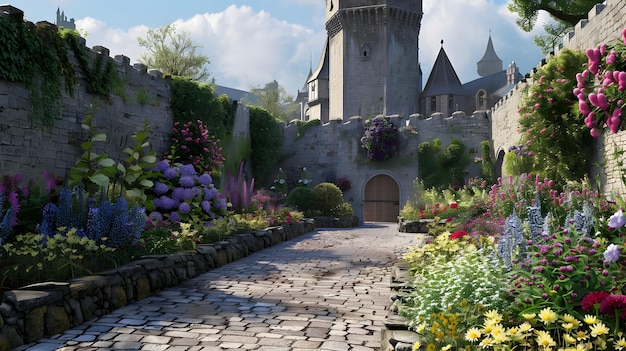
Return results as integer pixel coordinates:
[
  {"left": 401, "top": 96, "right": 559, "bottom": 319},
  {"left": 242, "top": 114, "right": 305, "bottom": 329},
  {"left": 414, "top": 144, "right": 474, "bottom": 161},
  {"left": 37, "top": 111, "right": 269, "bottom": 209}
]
[
  {"left": 313, "top": 182, "right": 343, "bottom": 216},
  {"left": 331, "top": 202, "right": 354, "bottom": 217},
  {"left": 286, "top": 187, "right": 316, "bottom": 212}
]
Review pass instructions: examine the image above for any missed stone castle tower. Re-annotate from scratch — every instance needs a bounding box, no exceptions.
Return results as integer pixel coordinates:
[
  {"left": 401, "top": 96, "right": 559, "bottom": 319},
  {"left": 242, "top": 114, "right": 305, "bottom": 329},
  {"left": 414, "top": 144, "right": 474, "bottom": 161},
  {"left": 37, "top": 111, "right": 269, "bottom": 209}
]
[{"left": 305, "top": 0, "right": 423, "bottom": 122}]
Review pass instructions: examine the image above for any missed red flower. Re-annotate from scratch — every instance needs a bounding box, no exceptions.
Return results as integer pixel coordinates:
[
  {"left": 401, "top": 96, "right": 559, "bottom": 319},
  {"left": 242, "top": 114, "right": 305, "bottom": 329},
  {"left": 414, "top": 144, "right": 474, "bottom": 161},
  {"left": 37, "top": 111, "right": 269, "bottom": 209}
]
[
  {"left": 581, "top": 291, "right": 610, "bottom": 311},
  {"left": 599, "top": 294, "right": 626, "bottom": 317},
  {"left": 450, "top": 202, "right": 458, "bottom": 209},
  {"left": 450, "top": 231, "right": 468, "bottom": 240}
]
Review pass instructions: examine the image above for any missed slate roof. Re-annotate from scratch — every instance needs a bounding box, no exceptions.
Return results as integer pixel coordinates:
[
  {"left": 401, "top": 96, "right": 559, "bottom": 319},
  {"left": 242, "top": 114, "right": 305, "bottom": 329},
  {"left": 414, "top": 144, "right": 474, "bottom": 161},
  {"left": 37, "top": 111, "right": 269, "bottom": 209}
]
[{"left": 421, "top": 43, "right": 465, "bottom": 97}]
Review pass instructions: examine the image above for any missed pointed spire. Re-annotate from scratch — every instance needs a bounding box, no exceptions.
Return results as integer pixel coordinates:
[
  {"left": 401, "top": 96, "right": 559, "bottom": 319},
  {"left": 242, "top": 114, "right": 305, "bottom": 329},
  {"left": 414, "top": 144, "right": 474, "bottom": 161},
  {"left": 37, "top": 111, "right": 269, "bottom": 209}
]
[
  {"left": 422, "top": 44, "right": 464, "bottom": 97},
  {"left": 477, "top": 32, "right": 503, "bottom": 77}
]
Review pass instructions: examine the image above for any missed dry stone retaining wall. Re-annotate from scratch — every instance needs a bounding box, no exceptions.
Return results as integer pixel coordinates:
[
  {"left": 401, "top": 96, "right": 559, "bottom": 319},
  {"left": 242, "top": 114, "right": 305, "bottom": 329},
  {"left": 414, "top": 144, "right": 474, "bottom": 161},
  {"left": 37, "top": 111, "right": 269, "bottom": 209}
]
[{"left": 0, "top": 221, "right": 319, "bottom": 350}]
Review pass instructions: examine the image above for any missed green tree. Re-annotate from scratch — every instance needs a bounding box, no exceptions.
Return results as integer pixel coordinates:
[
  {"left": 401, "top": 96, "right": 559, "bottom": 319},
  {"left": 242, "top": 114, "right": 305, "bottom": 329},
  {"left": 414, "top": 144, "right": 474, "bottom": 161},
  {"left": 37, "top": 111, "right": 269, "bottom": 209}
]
[
  {"left": 533, "top": 21, "right": 573, "bottom": 55},
  {"left": 247, "top": 80, "right": 298, "bottom": 122},
  {"left": 507, "top": 0, "right": 599, "bottom": 31},
  {"left": 137, "top": 24, "right": 210, "bottom": 81},
  {"left": 249, "top": 107, "right": 283, "bottom": 184}
]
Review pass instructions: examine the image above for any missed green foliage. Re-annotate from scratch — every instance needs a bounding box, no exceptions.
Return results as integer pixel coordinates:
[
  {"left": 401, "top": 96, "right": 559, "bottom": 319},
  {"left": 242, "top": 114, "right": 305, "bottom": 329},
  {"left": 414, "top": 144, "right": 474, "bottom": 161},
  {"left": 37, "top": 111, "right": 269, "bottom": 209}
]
[
  {"left": 248, "top": 80, "right": 298, "bottom": 122},
  {"left": 2, "top": 230, "right": 116, "bottom": 288},
  {"left": 137, "top": 24, "right": 210, "bottom": 81},
  {"left": 517, "top": 49, "right": 591, "bottom": 183},
  {"left": 507, "top": 0, "right": 599, "bottom": 31},
  {"left": 68, "top": 114, "right": 118, "bottom": 197},
  {"left": 295, "top": 119, "right": 321, "bottom": 139},
  {"left": 330, "top": 202, "right": 354, "bottom": 217},
  {"left": 134, "top": 87, "right": 154, "bottom": 106},
  {"left": 113, "top": 122, "right": 158, "bottom": 203},
  {"left": 0, "top": 17, "right": 77, "bottom": 125},
  {"left": 285, "top": 187, "right": 316, "bottom": 213},
  {"left": 419, "top": 138, "right": 469, "bottom": 190},
  {"left": 61, "top": 29, "right": 117, "bottom": 96},
  {"left": 249, "top": 107, "right": 283, "bottom": 184},
  {"left": 170, "top": 77, "right": 231, "bottom": 140},
  {"left": 313, "top": 182, "right": 343, "bottom": 216},
  {"left": 479, "top": 140, "right": 496, "bottom": 184}
]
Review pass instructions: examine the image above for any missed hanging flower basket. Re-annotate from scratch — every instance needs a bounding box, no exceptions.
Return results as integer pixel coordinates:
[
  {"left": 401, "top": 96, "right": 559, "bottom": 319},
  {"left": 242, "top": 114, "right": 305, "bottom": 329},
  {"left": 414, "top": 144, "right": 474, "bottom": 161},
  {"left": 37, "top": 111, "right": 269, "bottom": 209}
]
[{"left": 360, "top": 116, "right": 400, "bottom": 161}]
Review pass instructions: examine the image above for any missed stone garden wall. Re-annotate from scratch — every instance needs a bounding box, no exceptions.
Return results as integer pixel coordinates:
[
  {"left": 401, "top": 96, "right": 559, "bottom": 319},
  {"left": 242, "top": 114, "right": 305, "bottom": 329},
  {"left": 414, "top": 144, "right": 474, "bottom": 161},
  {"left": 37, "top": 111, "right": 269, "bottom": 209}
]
[
  {"left": 0, "top": 221, "right": 318, "bottom": 350},
  {"left": 490, "top": 0, "right": 626, "bottom": 196},
  {"left": 0, "top": 6, "right": 173, "bottom": 185}
]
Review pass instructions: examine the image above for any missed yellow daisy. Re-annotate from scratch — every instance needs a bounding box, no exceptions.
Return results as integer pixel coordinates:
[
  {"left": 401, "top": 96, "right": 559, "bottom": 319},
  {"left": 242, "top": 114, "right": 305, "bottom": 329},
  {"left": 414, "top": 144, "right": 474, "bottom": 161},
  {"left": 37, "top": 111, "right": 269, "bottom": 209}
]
[
  {"left": 575, "top": 330, "right": 589, "bottom": 341},
  {"left": 590, "top": 322, "right": 610, "bottom": 337},
  {"left": 615, "top": 337, "right": 626, "bottom": 350},
  {"left": 519, "top": 322, "right": 533, "bottom": 332},
  {"left": 412, "top": 342, "right": 421, "bottom": 351},
  {"left": 538, "top": 307, "right": 558, "bottom": 325},
  {"left": 561, "top": 314, "right": 576, "bottom": 323},
  {"left": 583, "top": 315, "right": 597, "bottom": 325},
  {"left": 441, "top": 345, "right": 452, "bottom": 351},
  {"left": 484, "top": 309, "right": 503, "bottom": 323},
  {"left": 490, "top": 324, "right": 506, "bottom": 338},
  {"left": 465, "top": 327, "right": 482, "bottom": 342},
  {"left": 535, "top": 330, "right": 556, "bottom": 348},
  {"left": 522, "top": 313, "right": 536, "bottom": 320},
  {"left": 561, "top": 322, "right": 575, "bottom": 331},
  {"left": 479, "top": 337, "right": 493, "bottom": 349},
  {"left": 563, "top": 333, "right": 577, "bottom": 345}
]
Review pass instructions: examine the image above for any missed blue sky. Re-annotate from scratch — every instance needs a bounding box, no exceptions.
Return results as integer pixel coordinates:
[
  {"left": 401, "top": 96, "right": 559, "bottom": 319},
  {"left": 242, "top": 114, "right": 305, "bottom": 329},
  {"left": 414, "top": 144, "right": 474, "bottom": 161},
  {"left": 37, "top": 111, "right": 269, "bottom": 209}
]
[{"left": 8, "top": 0, "right": 547, "bottom": 96}]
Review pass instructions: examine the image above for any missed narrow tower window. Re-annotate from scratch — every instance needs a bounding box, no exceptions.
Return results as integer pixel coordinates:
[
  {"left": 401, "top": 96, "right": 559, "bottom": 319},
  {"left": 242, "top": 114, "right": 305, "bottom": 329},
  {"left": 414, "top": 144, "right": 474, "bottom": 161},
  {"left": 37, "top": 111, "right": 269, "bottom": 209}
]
[{"left": 360, "top": 44, "right": 371, "bottom": 61}]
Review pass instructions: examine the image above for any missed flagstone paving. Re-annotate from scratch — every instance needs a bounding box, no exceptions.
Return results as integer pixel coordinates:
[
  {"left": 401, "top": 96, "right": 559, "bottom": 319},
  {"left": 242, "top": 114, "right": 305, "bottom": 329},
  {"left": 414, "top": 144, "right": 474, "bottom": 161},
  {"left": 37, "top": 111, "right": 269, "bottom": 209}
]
[{"left": 16, "top": 223, "right": 421, "bottom": 351}]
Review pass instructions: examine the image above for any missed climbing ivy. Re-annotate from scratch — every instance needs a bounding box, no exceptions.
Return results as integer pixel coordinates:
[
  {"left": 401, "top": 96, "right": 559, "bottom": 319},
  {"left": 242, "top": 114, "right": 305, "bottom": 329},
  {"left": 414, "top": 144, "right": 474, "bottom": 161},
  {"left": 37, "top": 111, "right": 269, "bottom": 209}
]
[{"left": 0, "top": 16, "right": 77, "bottom": 125}]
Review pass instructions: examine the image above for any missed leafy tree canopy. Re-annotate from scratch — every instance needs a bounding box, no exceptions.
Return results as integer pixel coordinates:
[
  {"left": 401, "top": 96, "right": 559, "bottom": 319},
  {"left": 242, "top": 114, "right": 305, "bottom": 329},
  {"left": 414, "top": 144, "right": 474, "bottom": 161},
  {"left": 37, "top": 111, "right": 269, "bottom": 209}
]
[
  {"left": 137, "top": 24, "right": 210, "bottom": 81},
  {"left": 246, "top": 80, "right": 299, "bottom": 122},
  {"left": 508, "top": 0, "right": 598, "bottom": 31}
]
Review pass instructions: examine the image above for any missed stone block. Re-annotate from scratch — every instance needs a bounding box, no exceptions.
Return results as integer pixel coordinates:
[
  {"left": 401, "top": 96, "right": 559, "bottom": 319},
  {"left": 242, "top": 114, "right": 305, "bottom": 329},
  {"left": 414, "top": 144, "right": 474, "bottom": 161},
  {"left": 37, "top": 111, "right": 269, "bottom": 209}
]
[
  {"left": 24, "top": 306, "right": 46, "bottom": 342},
  {"left": 44, "top": 305, "right": 71, "bottom": 336}
]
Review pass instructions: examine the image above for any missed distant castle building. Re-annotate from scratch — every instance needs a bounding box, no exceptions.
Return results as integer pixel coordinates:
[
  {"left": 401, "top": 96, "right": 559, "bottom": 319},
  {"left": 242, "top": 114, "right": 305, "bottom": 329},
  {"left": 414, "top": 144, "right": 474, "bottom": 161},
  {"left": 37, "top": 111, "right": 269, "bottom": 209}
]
[
  {"left": 55, "top": 7, "right": 75, "bottom": 29},
  {"left": 299, "top": 0, "right": 522, "bottom": 122}
]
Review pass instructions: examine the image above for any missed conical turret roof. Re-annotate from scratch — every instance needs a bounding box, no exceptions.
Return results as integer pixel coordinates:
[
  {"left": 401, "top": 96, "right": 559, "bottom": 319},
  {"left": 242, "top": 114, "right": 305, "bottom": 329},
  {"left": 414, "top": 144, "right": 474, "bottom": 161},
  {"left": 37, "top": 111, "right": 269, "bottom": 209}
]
[
  {"left": 477, "top": 34, "right": 503, "bottom": 77},
  {"left": 422, "top": 41, "right": 464, "bottom": 97}
]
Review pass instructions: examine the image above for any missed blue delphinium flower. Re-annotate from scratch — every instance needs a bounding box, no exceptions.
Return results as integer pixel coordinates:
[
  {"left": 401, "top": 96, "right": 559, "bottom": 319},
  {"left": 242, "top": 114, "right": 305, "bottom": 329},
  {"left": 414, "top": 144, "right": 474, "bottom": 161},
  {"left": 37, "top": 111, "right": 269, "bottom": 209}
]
[{"left": 604, "top": 243, "right": 620, "bottom": 263}]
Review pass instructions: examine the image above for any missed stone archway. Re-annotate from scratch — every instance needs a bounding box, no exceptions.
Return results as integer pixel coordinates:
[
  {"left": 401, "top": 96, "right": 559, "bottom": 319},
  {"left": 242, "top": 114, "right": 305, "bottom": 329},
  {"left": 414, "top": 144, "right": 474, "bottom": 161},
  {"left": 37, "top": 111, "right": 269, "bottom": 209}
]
[{"left": 363, "top": 174, "right": 399, "bottom": 222}]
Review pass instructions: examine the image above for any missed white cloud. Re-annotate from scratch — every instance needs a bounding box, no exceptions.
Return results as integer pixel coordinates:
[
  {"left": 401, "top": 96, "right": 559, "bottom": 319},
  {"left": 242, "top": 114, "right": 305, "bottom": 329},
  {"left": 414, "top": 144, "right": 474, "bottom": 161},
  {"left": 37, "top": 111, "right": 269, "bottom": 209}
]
[
  {"left": 75, "top": 5, "right": 326, "bottom": 95},
  {"left": 72, "top": 1, "right": 543, "bottom": 97}
]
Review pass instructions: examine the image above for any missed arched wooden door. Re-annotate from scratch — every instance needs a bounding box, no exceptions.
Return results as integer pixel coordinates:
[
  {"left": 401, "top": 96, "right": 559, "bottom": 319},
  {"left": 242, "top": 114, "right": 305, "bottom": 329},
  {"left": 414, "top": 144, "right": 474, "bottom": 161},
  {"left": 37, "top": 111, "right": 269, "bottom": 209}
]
[{"left": 363, "top": 175, "right": 399, "bottom": 222}]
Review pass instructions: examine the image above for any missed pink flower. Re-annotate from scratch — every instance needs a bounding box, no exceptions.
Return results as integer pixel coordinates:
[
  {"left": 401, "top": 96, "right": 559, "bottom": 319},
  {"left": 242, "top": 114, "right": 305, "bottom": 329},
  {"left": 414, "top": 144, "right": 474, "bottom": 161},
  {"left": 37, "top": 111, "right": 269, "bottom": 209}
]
[{"left": 599, "top": 294, "right": 626, "bottom": 317}]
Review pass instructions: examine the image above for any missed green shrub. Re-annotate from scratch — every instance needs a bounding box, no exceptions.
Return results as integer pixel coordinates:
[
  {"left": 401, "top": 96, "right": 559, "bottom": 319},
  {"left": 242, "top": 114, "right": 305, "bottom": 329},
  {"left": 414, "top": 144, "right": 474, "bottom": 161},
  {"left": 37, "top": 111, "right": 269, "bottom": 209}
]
[
  {"left": 313, "top": 183, "right": 343, "bottom": 216},
  {"left": 250, "top": 107, "right": 283, "bottom": 184},
  {"left": 331, "top": 202, "right": 354, "bottom": 217},
  {"left": 286, "top": 187, "right": 316, "bottom": 212}
]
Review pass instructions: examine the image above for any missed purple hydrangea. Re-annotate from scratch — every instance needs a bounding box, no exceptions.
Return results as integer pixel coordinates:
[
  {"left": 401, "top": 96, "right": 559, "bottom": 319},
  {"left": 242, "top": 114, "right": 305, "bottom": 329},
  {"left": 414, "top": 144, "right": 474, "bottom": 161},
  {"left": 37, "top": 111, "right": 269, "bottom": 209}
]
[
  {"left": 153, "top": 182, "right": 169, "bottom": 196},
  {"left": 179, "top": 176, "right": 195, "bottom": 188},
  {"left": 201, "top": 200, "right": 211, "bottom": 213},
  {"left": 198, "top": 173, "right": 212, "bottom": 186},
  {"left": 156, "top": 160, "right": 170, "bottom": 172},
  {"left": 204, "top": 187, "right": 218, "bottom": 201},
  {"left": 178, "top": 202, "right": 191, "bottom": 214},
  {"left": 214, "top": 197, "right": 227, "bottom": 211},
  {"left": 184, "top": 188, "right": 200, "bottom": 200},
  {"left": 171, "top": 188, "right": 185, "bottom": 202},
  {"left": 169, "top": 211, "right": 180, "bottom": 223},
  {"left": 179, "top": 164, "right": 197, "bottom": 177},
  {"left": 163, "top": 167, "right": 178, "bottom": 180},
  {"left": 158, "top": 196, "right": 179, "bottom": 210}
]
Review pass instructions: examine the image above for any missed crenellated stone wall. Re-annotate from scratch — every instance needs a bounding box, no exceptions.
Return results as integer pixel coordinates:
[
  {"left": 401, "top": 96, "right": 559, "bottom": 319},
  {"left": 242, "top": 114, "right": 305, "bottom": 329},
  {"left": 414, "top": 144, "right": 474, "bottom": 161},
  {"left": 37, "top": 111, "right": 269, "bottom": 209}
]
[
  {"left": 276, "top": 111, "right": 491, "bottom": 221},
  {"left": 490, "top": 0, "right": 626, "bottom": 195},
  {"left": 0, "top": 7, "right": 173, "bottom": 185}
]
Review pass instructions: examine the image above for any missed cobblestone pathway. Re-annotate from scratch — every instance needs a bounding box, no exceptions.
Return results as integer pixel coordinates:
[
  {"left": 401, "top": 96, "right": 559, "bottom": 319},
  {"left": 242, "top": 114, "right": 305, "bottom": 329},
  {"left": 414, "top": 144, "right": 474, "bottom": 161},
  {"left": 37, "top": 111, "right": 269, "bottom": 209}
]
[{"left": 17, "top": 223, "right": 420, "bottom": 351}]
